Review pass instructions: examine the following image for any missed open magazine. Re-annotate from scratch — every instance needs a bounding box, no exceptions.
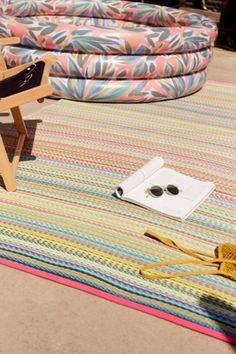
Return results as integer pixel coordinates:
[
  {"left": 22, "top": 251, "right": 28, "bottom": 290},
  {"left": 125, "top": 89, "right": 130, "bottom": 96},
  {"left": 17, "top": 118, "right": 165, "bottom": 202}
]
[{"left": 115, "top": 156, "right": 215, "bottom": 221}]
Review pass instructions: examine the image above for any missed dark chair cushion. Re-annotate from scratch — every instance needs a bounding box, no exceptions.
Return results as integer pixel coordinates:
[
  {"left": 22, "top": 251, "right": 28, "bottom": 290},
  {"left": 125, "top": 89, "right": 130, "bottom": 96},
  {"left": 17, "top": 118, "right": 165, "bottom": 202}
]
[{"left": 0, "top": 60, "right": 45, "bottom": 98}]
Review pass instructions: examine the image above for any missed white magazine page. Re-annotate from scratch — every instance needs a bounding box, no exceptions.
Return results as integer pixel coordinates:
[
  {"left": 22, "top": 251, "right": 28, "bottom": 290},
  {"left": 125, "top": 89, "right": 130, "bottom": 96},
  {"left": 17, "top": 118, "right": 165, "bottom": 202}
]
[
  {"left": 115, "top": 156, "right": 164, "bottom": 198},
  {"left": 124, "top": 167, "right": 215, "bottom": 220}
]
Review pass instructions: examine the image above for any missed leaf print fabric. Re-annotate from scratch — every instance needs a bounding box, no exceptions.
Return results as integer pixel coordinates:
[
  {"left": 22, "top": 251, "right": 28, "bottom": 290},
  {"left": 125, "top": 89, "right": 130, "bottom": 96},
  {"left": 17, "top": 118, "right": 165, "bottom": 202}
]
[
  {"left": 0, "top": 14, "right": 216, "bottom": 54},
  {"left": 0, "top": 0, "right": 217, "bottom": 102},
  {"left": 49, "top": 70, "right": 207, "bottom": 103},
  {"left": 2, "top": 46, "right": 213, "bottom": 79}
]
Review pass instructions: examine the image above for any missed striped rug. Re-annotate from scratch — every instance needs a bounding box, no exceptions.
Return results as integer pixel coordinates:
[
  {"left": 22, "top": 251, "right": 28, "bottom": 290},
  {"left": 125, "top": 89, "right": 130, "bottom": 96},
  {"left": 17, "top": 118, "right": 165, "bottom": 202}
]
[{"left": 0, "top": 80, "right": 235, "bottom": 343}]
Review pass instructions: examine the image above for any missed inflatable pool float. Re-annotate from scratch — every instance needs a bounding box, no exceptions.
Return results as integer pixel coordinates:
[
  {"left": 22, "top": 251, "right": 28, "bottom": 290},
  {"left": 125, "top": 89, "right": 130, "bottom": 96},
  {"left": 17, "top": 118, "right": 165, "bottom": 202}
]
[{"left": 0, "top": 0, "right": 218, "bottom": 102}]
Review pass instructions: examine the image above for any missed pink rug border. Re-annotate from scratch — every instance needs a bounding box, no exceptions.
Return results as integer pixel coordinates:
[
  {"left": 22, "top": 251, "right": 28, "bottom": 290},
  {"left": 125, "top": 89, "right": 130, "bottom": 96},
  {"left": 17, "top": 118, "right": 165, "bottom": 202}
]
[{"left": 1, "top": 258, "right": 236, "bottom": 345}]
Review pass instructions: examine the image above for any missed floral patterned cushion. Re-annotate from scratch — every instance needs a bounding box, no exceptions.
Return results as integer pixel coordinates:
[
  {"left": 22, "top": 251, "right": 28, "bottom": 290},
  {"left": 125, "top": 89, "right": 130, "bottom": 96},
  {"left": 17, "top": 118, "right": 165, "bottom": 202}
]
[
  {"left": 0, "top": 0, "right": 217, "bottom": 102},
  {"left": 2, "top": 0, "right": 217, "bottom": 30},
  {"left": 48, "top": 70, "right": 207, "bottom": 103},
  {"left": 0, "top": 13, "right": 217, "bottom": 54},
  {"left": 2, "top": 45, "right": 212, "bottom": 79}
]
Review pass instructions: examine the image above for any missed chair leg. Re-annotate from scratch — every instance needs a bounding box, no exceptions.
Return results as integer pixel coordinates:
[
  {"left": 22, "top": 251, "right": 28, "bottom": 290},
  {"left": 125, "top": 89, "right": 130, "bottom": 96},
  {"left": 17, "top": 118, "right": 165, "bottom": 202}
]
[
  {"left": 0, "top": 107, "right": 27, "bottom": 192},
  {"left": 0, "top": 135, "right": 16, "bottom": 191},
  {"left": 11, "top": 106, "right": 28, "bottom": 138}
]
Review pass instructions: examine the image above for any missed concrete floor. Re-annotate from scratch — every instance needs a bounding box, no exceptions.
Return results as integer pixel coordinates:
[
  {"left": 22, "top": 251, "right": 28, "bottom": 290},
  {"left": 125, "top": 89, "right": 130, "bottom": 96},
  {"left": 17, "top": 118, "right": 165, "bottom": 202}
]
[
  {"left": 208, "top": 48, "right": 236, "bottom": 83},
  {"left": 0, "top": 48, "right": 236, "bottom": 354}
]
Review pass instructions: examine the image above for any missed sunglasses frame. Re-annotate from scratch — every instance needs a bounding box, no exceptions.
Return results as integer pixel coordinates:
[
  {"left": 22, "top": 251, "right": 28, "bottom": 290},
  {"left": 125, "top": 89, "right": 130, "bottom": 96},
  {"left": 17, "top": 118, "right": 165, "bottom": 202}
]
[{"left": 146, "top": 184, "right": 180, "bottom": 198}]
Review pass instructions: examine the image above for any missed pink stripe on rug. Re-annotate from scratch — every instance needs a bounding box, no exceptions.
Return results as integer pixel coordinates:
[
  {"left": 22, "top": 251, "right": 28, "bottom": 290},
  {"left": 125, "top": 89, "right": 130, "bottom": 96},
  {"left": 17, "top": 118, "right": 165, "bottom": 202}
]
[{"left": 1, "top": 258, "right": 236, "bottom": 345}]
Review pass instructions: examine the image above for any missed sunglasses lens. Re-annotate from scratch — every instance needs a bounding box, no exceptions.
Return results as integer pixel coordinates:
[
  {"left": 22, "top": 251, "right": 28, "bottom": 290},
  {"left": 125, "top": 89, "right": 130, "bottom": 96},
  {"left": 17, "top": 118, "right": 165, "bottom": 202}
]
[
  {"left": 166, "top": 184, "right": 179, "bottom": 195},
  {"left": 150, "top": 186, "right": 163, "bottom": 197}
]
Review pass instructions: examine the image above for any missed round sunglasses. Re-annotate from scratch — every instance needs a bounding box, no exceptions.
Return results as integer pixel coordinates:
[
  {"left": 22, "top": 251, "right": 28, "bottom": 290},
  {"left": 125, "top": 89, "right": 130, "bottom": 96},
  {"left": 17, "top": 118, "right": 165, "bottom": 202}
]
[{"left": 146, "top": 184, "right": 179, "bottom": 197}]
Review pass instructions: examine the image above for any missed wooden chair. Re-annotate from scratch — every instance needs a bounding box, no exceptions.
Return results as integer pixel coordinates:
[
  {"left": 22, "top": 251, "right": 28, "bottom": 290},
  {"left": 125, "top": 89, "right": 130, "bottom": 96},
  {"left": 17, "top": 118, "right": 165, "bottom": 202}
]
[{"left": 0, "top": 37, "right": 56, "bottom": 192}]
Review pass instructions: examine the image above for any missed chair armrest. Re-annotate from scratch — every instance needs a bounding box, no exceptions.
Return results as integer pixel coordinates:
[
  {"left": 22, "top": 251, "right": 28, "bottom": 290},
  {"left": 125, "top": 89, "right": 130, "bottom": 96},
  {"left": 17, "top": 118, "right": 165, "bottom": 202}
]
[
  {"left": 43, "top": 54, "right": 57, "bottom": 65},
  {"left": 0, "top": 37, "right": 20, "bottom": 46}
]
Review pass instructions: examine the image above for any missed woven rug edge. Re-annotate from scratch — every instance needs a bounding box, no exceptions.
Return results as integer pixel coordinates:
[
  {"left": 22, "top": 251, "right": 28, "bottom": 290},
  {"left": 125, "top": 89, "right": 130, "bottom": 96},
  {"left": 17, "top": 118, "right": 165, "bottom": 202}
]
[{"left": 1, "top": 258, "right": 236, "bottom": 345}]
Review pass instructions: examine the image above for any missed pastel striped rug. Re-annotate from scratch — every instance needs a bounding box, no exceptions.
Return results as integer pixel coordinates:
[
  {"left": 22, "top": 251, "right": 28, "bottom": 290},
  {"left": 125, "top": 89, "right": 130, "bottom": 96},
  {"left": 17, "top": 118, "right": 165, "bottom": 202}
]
[{"left": 0, "top": 80, "right": 235, "bottom": 343}]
